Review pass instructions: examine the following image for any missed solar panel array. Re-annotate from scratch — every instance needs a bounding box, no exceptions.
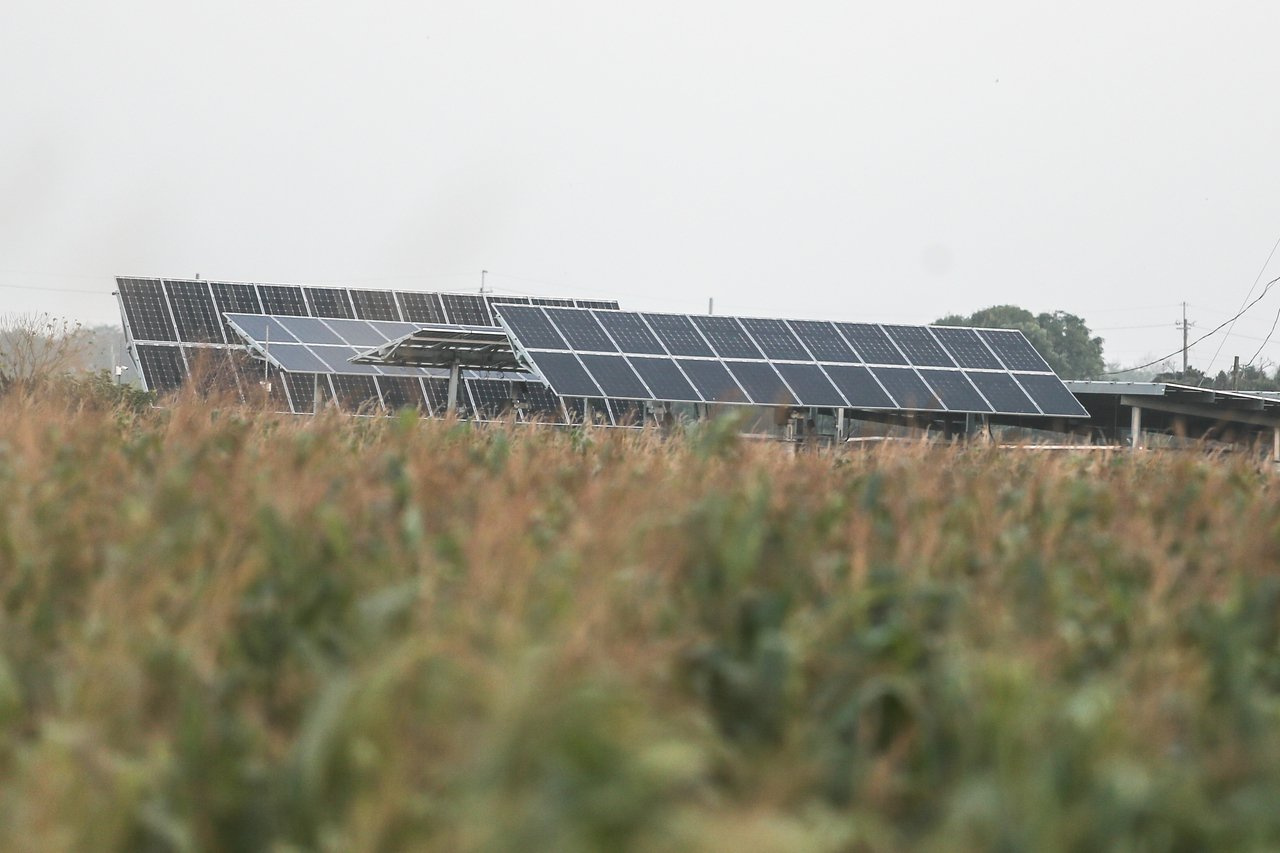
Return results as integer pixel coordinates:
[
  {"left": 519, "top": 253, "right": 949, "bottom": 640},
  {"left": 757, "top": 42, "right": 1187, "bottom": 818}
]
[
  {"left": 116, "top": 277, "right": 620, "bottom": 420},
  {"left": 495, "top": 306, "right": 1089, "bottom": 418}
]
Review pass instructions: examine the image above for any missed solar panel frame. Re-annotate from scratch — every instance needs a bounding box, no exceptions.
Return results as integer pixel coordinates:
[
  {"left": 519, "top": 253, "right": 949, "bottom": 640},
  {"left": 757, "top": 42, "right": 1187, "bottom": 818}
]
[
  {"left": 641, "top": 313, "right": 716, "bottom": 357},
  {"left": 627, "top": 356, "right": 701, "bottom": 403},
  {"left": 723, "top": 360, "right": 797, "bottom": 406},
  {"left": 594, "top": 311, "right": 667, "bottom": 354},
  {"left": 304, "top": 287, "right": 355, "bottom": 319},
  {"left": 870, "top": 367, "right": 945, "bottom": 411},
  {"left": 788, "top": 320, "right": 859, "bottom": 363},
  {"left": 676, "top": 358, "right": 748, "bottom": 403},
  {"left": 1012, "top": 373, "right": 1090, "bottom": 417},
  {"left": 530, "top": 351, "right": 604, "bottom": 397},
  {"left": 397, "top": 292, "right": 448, "bottom": 324},
  {"left": 440, "top": 294, "right": 491, "bottom": 326},
  {"left": 494, "top": 305, "right": 571, "bottom": 350},
  {"left": 930, "top": 326, "right": 1004, "bottom": 370},
  {"left": 578, "top": 354, "right": 651, "bottom": 400},
  {"left": 773, "top": 362, "right": 849, "bottom": 408},
  {"left": 821, "top": 364, "right": 896, "bottom": 409},
  {"left": 259, "top": 285, "right": 309, "bottom": 316},
  {"left": 978, "top": 329, "right": 1053, "bottom": 372},
  {"left": 164, "top": 280, "right": 225, "bottom": 343},
  {"left": 350, "top": 289, "right": 402, "bottom": 321},
  {"left": 119, "top": 279, "right": 178, "bottom": 342},
  {"left": 737, "top": 317, "right": 810, "bottom": 361},
  {"left": 917, "top": 369, "right": 992, "bottom": 412},
  {"left": 965, "top": 371, "right": 1042, "bottom": 415},
  {"left": 543, "top": 307, "right": 618, "bottom": 352}
]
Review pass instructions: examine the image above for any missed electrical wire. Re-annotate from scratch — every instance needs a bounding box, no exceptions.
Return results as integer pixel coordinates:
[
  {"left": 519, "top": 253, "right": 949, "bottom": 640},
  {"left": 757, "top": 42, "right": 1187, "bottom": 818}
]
[
  {"left": 1205, "top": 230, "right": 1280, "bottom": 373},
  {"left": 1104, "top": 273, "right": 1280, "bottom": 374}
]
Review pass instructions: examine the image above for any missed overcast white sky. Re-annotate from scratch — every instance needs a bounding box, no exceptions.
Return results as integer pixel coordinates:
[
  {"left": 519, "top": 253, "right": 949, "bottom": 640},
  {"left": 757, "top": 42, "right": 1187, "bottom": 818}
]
[{"left": 3, "top": 2, "right": 1280, "bottom": 373}]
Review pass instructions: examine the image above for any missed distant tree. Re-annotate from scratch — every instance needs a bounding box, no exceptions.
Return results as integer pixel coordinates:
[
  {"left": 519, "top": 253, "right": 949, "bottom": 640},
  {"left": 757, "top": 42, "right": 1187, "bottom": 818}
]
[
  {"left": 0, "top": 313, "right": 95, "bottom": 393},
  {"left": 935, "top": 305, "right": 1105, "bottom": 379}
]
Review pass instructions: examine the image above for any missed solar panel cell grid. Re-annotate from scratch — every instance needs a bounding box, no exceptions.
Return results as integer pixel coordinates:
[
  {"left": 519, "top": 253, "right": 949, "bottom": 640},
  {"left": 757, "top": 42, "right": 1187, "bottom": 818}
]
[
  {"left": 979, "top": 330, "right": 1052, "bottom": 372},
  {"left": 120, "top": 279, "right": 178, "bottom": 341},
  {"left": 323, "top": 318, "right": 387, "bottom": 347},
  {"left": 135, "top": 345, "right": 186, "bottom": 392},
  {"left": 578, "top": 354, "right": 651, "bottom": 399},
  {"left": 835, "top": 324, "right": 908, "bottom": 365},
  {"left": 966, "top": 371, "right": 1040, "bottom": 414},
  {"left": 882, "top": 326, "right": 955, "bottom": 367},
  {"left": 304, "top": 287, "right": 354, "bottom": 318},
  {"left": 544, "top": 308, "right": 617, "bottom": 352},
  {"left": 282, "top": 372, "right": 318, "bottom": 413},
  {"left": 267, "top": 344, "right": 331, "bottom": 373},
  {"left": 642, "top": 314, "right": 715, "bottom": 357},
  {"left": 822, "top": 365, "right": 896, "bottom": 408},
  {"left": 258, "top": 285, "right": 309, "bottom": 316},
  {"left": 724, "top": 361, "right": 796, "bottom": 406},
  {"left": 350, "top": 290, "right": 401, "bottom": 321},
  {"left": 274, "top": 316, "right": 345, "bottom": 345},
  {"left": 917, "top": 369, "right": 992, "bottom": 412},
  {"left": 397, "top": 292, "right": 448, "bottom": 324},
  {"left": 330, "top": 375, "right": 381, "bottom": 412},
  {"left": 930, "top": 326, "right": 1003, "bottom": 369},
  {"left": 441, "top": 294, "right": 491, "bottom": 325},
  {"left": 593, "top": 311, "right": 666, "bottom": 354},
  {"left": 737, "top": 317, "right": 810, "bottom": 360},
  {"left": 788, "top": 320, "right": 859, "bottom": 363},
  {"left": 377, "top": 376, "right": 427, "bottom": 410},
  {"left": 677, "top": 358, "right": 747, "bottom": 403},
  {"left": 467, "top": 379, "right": 515, "bottom": 419},
  {"left": 1013, "top": 373, "right": 1089, "bottom": 417},
  {"left": 422, "top": 378, "right": 451, "bottom": 415},
  {"left": 518, "top": 382, "right": 565, "bottom": 421},
  {"left": 532, "top": 351, "right": 603, "bottom": 397},
  {"left": 627, "top": 357, "right": 701, "bottom": 402},
  {"left": 690, "top": 316, "right": 765, "bottom": 359},
  {"left": 773, "top": 363, "right": 848, "bottom": 407},
  {"left": 870, "top": 367, "right": 945, "bottom": 410},
  {"left": 164, "top": 280, "right": 225, "bottom": 343},
  {"left": 495, "top": 305, "right": 569, "bottom": 350}
]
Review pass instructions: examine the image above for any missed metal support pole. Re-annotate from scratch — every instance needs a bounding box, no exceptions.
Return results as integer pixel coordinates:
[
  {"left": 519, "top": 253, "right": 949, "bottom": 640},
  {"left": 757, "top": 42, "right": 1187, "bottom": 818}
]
[
  {"left": 1130, "top": 404, "right": 1142, "bottom": 451},
  {"left": 836, "top": 408, "right": 846, "bottom": 441},
  {"left": 313, "top": 374, "right": 321, "bottom": 415},
  {"left": 1273, "top": 425, "right": 1279, "bottom": 465},
  {"left": 446, "top": 362, "right": 460, "bottom": 416}
]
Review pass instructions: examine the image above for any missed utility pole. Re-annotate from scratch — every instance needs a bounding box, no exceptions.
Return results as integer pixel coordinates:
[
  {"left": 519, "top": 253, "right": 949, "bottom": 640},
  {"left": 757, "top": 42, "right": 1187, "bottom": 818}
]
[
  {"left": 480, "top": 270, "right": 488, "bottom": 295},
  {"left": 1175, "top": 302, "right": 1194, "bottom": 374}
]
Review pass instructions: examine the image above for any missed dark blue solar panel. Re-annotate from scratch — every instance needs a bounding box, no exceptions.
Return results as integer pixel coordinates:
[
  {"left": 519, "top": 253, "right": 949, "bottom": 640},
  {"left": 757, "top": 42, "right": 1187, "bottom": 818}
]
[
  {"left": 724, "top": 361, "right": 796, "bottom": 405},
  {"left": 164, "top": 280, "right": 224, "bottom": 343},
  {"left": 350, "top": 290, "right": 401, "bottom": 321},
  {"left": 397, "top": 292, "right": 448, "bottom": 324},
  {"left": 323, "top": 319, "right": 387, "bottom": 347},
  {"left": 966, "top": 372, "right": 1040, "bottom": 414},
  {"left": 774, "top": 363, "right": 848, "bottom": 408},
  {"left": 627, "top": 357, "right": 700, "bottom": 402},
  {"left": 578, "top": 354, "right": 650, "bottom": 399},
  {"left": 441, "top": 294, "right": 491, "bottom": 326},
  {"left": 737, "top": 317, "right": 809, "bottom": 360},
  {"left": 593, "top": 311, "right": 666, "bottom": 354},
  {"left": 677, "top": 359, "right": 748, "bottom": 403},
  {"left": 225, "top": 314, "right": 297, "bottom": 345},
  {"left": 821, "top": 365, "right": 895, "bottom": 409},
  {"left": 917, "top": 369, "right": 991, "bottom": 413},
  {"left": 870, "top": 367, "right": 945, "bottom": 410},
  {"left": 259, "top": 285, "right": 308, "bottom": 316},
  {"left": 643, "top": 314, "right": 715, "bottom": 357},
  {"left": 532, "top": 352, "right": 603, "bottom": 397},
  {"left": 978, "top": 330, "right": 1053, "bottom": 372},
  {"left": 377, "top": 376, "right": 427, "bottom": 410},
  {"left": 789, "top": 320, "right": 858, "bottom": 363},
  {"left": 883, "top": 325, "right": 955, "bottom": 367},
  {"left": 690, "top": 316, "right": 764, "bottom": 359},
  {"left": 931, "top": 326, "right": 1003, "bottom": 369},
  {"left": 135, "top": 344, "right": 185, "bottom": 392},
  {"left": 268, "top": 344, "right": 331, "bottom": 373},
  {"left": 835, "top": 324, "right": 907, "bottom": 365},
  {"left": 119, "top": 279, "right": 177, "bottom": 341},
  {"left": 275, "top": 316, "right": 346, "bottom": 346},
  {"left": 544, "top": 308, "right": 617, "bottom": 352},
  {"left": 1013, "top": 373, "right": 1089, "bottom": 417},
  {"left": 304, "top": 287, "right": 354, "bottom": 318},
  {"left": 494, "top": 305, "right": 569, "bottom": 350}
]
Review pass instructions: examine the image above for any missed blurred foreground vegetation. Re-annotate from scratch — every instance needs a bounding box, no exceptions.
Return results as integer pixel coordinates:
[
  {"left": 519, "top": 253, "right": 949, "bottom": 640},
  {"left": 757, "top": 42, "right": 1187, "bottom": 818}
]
[{"left": 4, "top": 386, "right": 1280, "bottom": 851}]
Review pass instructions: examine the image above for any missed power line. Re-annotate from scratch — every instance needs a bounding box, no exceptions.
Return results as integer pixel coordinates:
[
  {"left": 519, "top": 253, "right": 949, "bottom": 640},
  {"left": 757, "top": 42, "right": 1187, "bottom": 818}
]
[
  {"left": 0, "top": 281, "right": 109, "bottom": 296},
  {"left": 1104, "top": 273, "right": 1280, "bottom": 374},
  {"left": 1205, "top": 230, "right": 1280, "bottom": 373}
]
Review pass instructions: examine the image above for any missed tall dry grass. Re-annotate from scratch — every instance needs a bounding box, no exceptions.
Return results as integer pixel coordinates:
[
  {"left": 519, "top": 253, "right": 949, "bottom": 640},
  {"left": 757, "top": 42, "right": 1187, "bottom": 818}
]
[{"left": 2, "top": 388, "right": 1280, "bottom": 851}]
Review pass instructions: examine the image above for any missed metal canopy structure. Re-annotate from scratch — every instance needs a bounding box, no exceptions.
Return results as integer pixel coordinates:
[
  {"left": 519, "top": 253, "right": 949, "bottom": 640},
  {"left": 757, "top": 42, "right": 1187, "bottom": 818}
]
[
  {"left": 494, "top": 305, "right": 1089, "bottom": 419},
  {"left": 349, "top": 324, "right": 519, "bottom": 371}
]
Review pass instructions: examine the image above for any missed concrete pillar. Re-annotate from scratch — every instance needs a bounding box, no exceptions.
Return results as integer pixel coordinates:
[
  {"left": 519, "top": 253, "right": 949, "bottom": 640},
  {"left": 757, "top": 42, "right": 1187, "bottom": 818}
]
[
  {"left": 313, "top": 374, "right": 321, "bottom": 415},
  {"left": 836, "top": 408, "right": 846, "bottom": 441},
  {"left": 1130, "top": 404, "right": 1142, "bottom": 451}
]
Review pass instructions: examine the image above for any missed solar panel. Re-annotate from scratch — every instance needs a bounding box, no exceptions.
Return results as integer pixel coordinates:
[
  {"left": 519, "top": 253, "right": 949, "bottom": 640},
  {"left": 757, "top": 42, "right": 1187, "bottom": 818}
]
[
  {"left": 677, "top": 359, "right": 747, "bottom": 403},
  {"left": 135, "top": 345, "right": 185, "bottom": 392},
  {"left": 724, "top": 361, "right": 796, "bottom": 406},
  {"left": 979, "top": 329, "right": 1052, "bottom": 372},
  {"left": 594, "top": 311, "right": 666, "bottom": 354},
  {"left": 788, "top": 320, "right": 859, "bottom": 363},
  {"left": 691, "top": 316, "right": 764, "bottom": 359},
  {"left": 531, "top": 351, "right": 603, "bottom": 397},
  {"left": 259, "top": 285, "right": 308, "bottom": 316},
  {"left": 930, "top": 326, "right": 1003, "bottom": 370},
  {"left": 966, "top": 372, "right": 1041, "bottom": 414},
  {"left": 119, "top": 279, "right": 178, "bottom": 341},
  {"left": 822, "top": 365, "right": 896, "bottom": 408},
  {"left": 493, "top": 305, "right": 570, "bottom": 350},
  {"left": 531, "top": 297, "right": 575, "bottom": 307},
  {"left": 210, "top": 282, "right": 263, "bottom": 340},
  {"left": 282, "top": 373, "right": 318, "bottom": 413},
  {"left": 1013, "top": 373, "right": 1090, "bottom": 417},
  {"left": 311, "top": 346, "right": 381, "bottom": 375},
  {"left": 323, "top": 318, "right": 387, "bottom": 348},
  {"left": 518, "top": 382, "right": 565, "bottom": 422},
  {"left": 578, "top": 354, "right": 650, "bottom": 399},
  {"left": 774, "top": 363, "right": 848, "bottom": 408},
  {"left": 441, "top": 294, "right": 490, "bottom": 326},
  {"left": 274, "top": 316, "right": 345, "bottom": 346},
  {"left": 265, "top": 344, "right": 330, "bottom": 373},
  {"left": 422, "top": 377, "right": 451, "bottom": 415},
  {"left": 378, "top": 376, "right": 427, "bottom": 411},
  {"left": 165, "top": 280, "right": 225, "bottom": 343},
  {"left": 627, "top": 357, "right": 701, "bottom": 402},
  {"left": 835, "top": 324, "right": 907, "bottom": 365},
  {"left": 870, "top": 367, "right": 944, "bottom": 410},
  {"left": 467, "top": 379, "right": 515, "bottom": 419},
  {"left": 737, "top": 317, "right": 809, "bottom": 360},
  {"left": 350, "top": 289, "right": 401, "bottom": 321},
  {"left": 398, "top": 292, "right": 448, "bottom": 324},
  {"left": 304, "top": 287, "right": 354, "bottom": 319},
  {"left": 882, "top": 326, "right": 954, "bottom": 367},
  {"left": 330, "top": 375, "right": 381, "bottom": 412},
  {"left": 917, "top": 369, "right": 991, "bottom": 412},
  {"left": 635, "top": 314, "right": 706, "bottom": 357},
  {"left": 544, "top": 308, "right": 617, "bottom": 352}
]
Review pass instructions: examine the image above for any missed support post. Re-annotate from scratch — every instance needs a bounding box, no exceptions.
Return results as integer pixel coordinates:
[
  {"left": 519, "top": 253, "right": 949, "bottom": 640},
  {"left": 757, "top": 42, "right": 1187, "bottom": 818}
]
[
  {"left": 1273, "top": 425, "right": 1279, "bottom": 465},
  {"left": 313, "top": 374, "right": 321, "bottom": 415},
  {"left": 836, "top": 408, "right": 846, "bottom": 441},
  {"left": 447, "top": 362, "right": 460, "bottom": 416},
  {"left": 1130, "top": 404, "right": 1142, "bottom": 451}
]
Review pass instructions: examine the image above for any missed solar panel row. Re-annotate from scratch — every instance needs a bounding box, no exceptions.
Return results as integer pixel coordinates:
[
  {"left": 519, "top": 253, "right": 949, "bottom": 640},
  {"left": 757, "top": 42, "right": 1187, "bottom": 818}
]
[{"left": 496, "top": 306, "right": 1087, "bottom": 418}]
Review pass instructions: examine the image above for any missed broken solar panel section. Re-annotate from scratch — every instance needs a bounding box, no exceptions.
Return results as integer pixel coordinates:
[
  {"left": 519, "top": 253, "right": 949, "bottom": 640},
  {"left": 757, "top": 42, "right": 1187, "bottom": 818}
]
[
  {"left": 116, "top": 277, "right": 617, "bottom": 395},
  {"left": 495, "top": 305, "right": 1087, "bottom": 418}
]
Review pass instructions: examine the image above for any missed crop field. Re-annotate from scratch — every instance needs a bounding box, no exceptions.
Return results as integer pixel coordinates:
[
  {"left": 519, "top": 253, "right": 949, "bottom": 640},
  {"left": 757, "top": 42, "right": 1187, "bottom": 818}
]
[{"left": 4, "top": 383, "right": 1280, "bottom": 851}]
